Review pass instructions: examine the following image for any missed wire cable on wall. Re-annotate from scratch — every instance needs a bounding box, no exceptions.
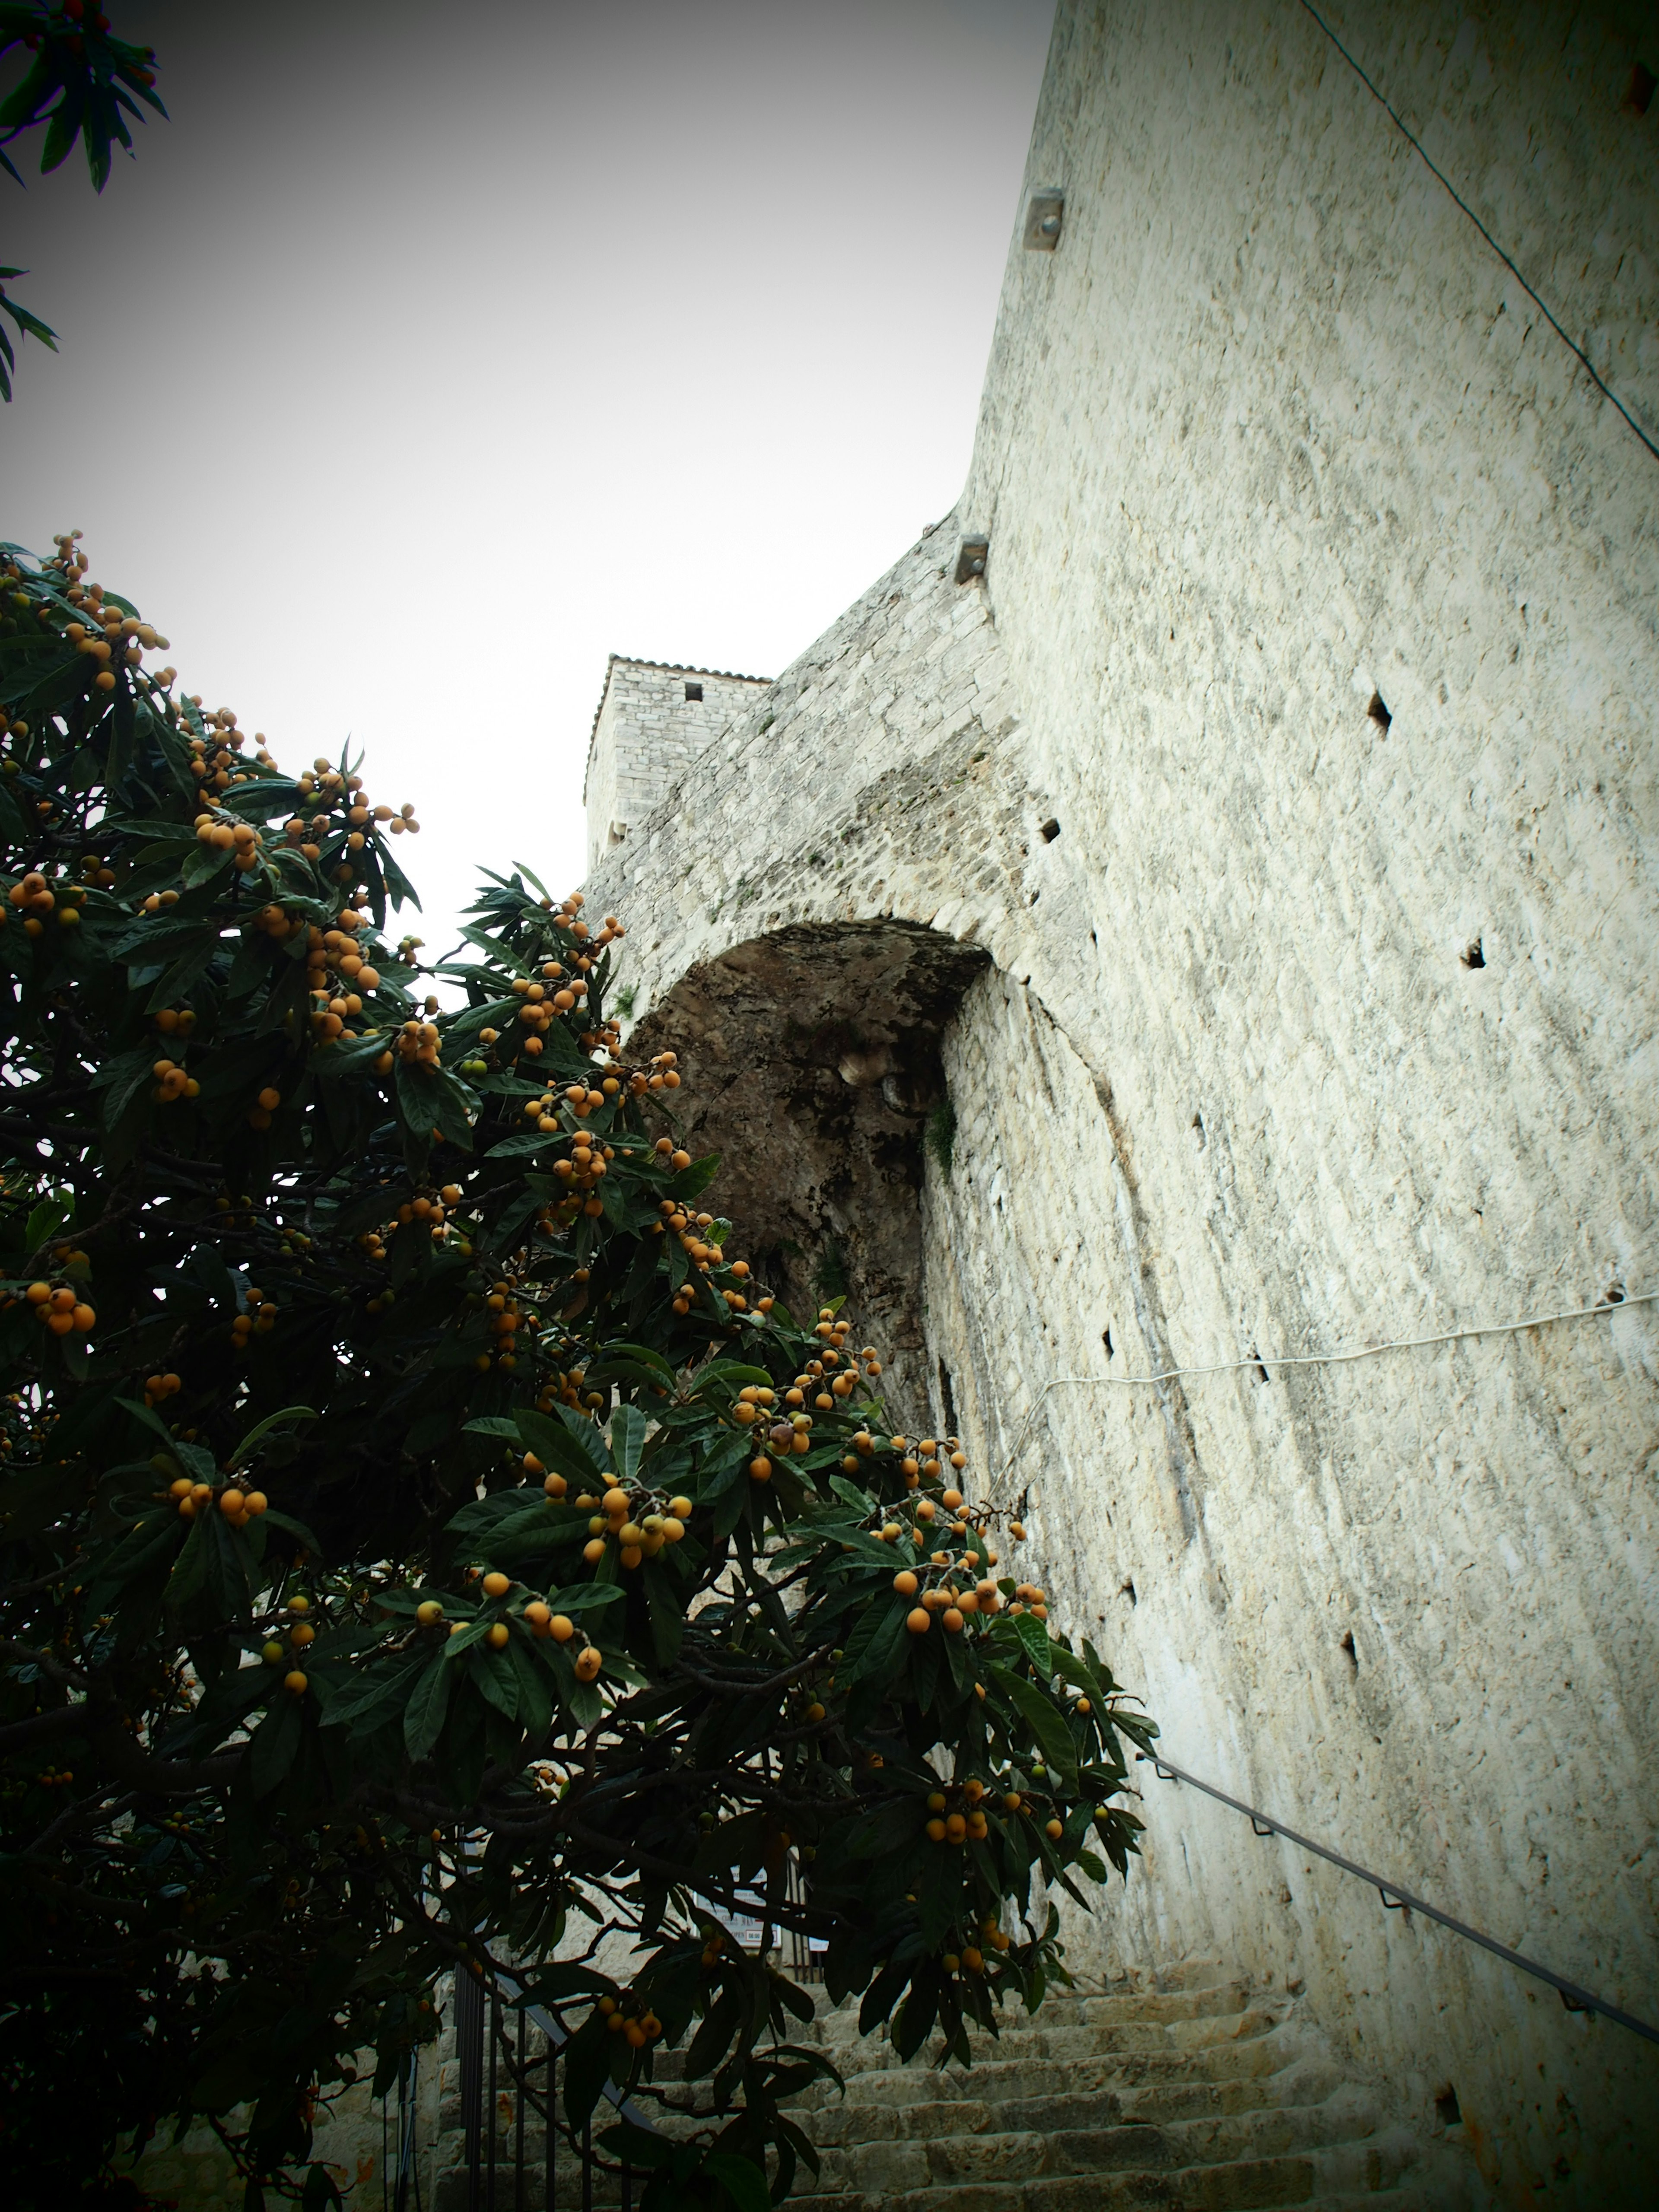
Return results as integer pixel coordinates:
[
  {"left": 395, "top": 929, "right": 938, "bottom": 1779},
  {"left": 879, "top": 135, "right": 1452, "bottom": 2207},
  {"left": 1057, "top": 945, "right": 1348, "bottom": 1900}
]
[
  {"left": 1296, "top": 0, "right": 1659, "bottom": 470},
  {"left": 991, "top": 1286, "right": 1653, "bottom": 1495}
]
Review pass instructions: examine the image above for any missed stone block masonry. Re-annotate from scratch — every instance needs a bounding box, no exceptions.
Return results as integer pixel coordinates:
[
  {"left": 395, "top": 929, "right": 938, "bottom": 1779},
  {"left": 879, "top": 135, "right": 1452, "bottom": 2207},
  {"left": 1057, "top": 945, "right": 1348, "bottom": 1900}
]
[
  {"left": 583, "top": 656, "right": 771, "bottom": 877},
  {"left": 585, "top": 1, "right": 1659, "bottom": 2203}
]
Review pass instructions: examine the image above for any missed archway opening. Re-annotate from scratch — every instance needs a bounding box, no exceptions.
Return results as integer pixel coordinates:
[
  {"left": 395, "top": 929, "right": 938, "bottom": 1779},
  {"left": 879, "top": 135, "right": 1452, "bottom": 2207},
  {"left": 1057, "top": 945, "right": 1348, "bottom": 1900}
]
[{"left": 627, "top": 920, "right": 990, "bottom": 1427}]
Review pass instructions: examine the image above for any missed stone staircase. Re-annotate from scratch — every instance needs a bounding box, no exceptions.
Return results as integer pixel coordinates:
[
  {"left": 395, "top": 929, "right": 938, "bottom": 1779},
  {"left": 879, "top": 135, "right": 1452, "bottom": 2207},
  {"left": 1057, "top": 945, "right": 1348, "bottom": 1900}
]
[
  {"left": 771, "top": 1965, "right": 1485, "bottom": 2212},
  {"left": 426, "top": 1965, "right": 1487, "bottom": 2211}
]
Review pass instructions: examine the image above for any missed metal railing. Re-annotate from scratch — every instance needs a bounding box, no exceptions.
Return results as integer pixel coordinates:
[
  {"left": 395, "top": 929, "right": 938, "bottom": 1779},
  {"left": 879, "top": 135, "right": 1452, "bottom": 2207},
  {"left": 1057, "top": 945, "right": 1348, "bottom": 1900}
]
[
  {"left": 1138, "top": 1753, "right": 1659, "bottom": 2048},
  {"left": 451, "top": 1965, "right": 662, "bottom": 2212}
]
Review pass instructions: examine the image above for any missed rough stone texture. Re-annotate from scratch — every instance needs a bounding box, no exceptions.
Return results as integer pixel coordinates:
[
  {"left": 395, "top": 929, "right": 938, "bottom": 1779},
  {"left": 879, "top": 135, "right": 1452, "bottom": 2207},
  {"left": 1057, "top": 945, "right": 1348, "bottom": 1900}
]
[
  {"left": 627, "top": 920, "right": 991, "bottom": 1430},
  {"left": 583, "top": 656, "right": 771, "bottom": 875},
  {"left": 584, "top": 3, "right": 1659, "bottom": 2205}
]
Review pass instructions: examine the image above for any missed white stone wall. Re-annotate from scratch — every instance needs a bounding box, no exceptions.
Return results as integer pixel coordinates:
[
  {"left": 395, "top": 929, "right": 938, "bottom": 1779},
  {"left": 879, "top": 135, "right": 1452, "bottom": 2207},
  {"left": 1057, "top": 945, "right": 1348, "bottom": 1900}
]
[
  {"left": 584, "top": 2, "right": 1659, "bottom": 2201},
  {"left": 583, "top": 658, "right": 771, "bottom": 877}
]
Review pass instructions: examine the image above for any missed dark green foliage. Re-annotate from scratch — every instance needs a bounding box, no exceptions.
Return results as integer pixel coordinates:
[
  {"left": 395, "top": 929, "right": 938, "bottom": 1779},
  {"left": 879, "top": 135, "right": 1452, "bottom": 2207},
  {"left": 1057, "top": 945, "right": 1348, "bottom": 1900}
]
[
  {"left": 0, "top": 534, "right": 1155, "bottom": 2209},
  {"left": 0, "top": 2, "right": 168, "bottom": 398}
]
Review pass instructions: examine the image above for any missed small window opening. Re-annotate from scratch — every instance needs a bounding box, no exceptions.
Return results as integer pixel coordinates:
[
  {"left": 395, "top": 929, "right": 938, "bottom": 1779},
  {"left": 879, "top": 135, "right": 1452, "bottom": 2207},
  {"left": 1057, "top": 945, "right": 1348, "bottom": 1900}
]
[
  {"left": 1367, "top": 690, "right": 1392, "bottom": 733},
  {"left": 1340, "top": 1629, "right": 1358, "bottom": 1670},
  {"left": 1121, "top": 1577, "right": 1137, "bottom": 1607},
  {"left": 1253, "top": 1351, "right": 1270, "bottom": 1383},
  {"left": 1623, "top": 60, "right": 1656, "bottom": 116},
  {"left": 1039, "top": 817, "right": 1061, "bottom": 843},
  {"left": 1435, "top": 2085, "right": 1462, "bottom": 2128},
  {"left": 1461, "top": 938, "right": 1486, "bottom": 969},
  {"left": 684, "top": 681, "right": 703, "bottom": 702},
  {"left": 1102, "top": 1326, "right": 1114, "bottom": 1357},
  {"left": 1604, "top": 1282, "right": 1625, "bottom": 1306}
]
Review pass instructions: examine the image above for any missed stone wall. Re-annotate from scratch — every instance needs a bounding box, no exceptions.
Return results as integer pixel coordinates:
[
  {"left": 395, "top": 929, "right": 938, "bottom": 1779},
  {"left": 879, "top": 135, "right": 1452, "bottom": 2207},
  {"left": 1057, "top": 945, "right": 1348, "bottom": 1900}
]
[
  {"left": 585, "top": 2, "right": 1659, "bottom": 2203},
  {"left": 583, "top": 657, "right": 771, "bottom": 876}
]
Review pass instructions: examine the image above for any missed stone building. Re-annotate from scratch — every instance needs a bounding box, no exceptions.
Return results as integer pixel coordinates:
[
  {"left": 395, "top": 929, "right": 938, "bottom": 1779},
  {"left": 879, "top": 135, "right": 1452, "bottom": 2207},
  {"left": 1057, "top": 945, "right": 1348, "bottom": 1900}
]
[{"left": 582, "top": 3, "right": 1659, "bottom": 2205}]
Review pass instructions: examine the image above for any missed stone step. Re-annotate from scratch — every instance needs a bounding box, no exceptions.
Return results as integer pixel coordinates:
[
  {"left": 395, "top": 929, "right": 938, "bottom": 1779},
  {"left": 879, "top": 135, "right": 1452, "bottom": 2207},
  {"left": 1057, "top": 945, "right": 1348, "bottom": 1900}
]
[
  {"left": 789, "top": 2135, "right": 1424, "bottom": 2212},
  {"left": 807, "top": 2007, "right": 1287, "bottom": 2079},
  {"left": 792, "top": 2025, "right": 1311, "bottom": 2111},
  {"left": 807, "top": 2078, "right": 1370, "bottom": 2158},
  {"left": 810, "top": 1987, "right": 1254, "bottom": 2053},
  {"left": 807, "top": 1982, "right": 1252, "bottom": 2045},
  {"left": 808, "top": 2091, "right": 1382, "bottom": 2197}
]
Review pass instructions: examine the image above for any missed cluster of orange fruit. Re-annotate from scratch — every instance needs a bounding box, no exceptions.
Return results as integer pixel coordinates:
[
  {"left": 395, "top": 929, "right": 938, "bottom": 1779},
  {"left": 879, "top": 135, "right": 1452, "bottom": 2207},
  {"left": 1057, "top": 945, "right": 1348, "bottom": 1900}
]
[
  {"left": 665, "top": 1197, "right": 760, "bottom": 1319},
  {"left": 940, "top": 1917, "right": 1020, "bottom": 1976},
  {"left": 230, "top": 1286, "right": 280, "bottom": 1353},
  {"left": 743, "top": 1309, "right": 880, "bottom": 1478},
  {"left": 921, "top": 1775, "right": 1065, "bottom": 1850},
  {"left": 3, "top": 869, "right": 86, "bottom": 935},
  {"left": 595, "top": 1993, "right": 663, "bottom": 2049},
  {"left": 191, "top": 812, "right": 267, "bottom": 871},
  {"left": 149, "top": 1055, "right": 200, "bottom": 1105},
  {"left": 260, "top": 1594, "right": 315, "bottom": 1695},
  {"left": 407, "top": 1576, "right": 606, "bottom": 1681},
  {"left": 167, "top": 1471, "right": 269, "bottom": 1526},
  {"left": 472, "top": 1281, "right": 536, "bottom": 1369},
  {"left": 577, "top": 1483, "right": 693, "bottom": 1570},
  {"left": 287, "top": 755, "right": 419, "bottom": 853},
  {"left": 21, "top": 1279, "right": 95, "bottom": 1336},
  {"left": 61, "top": 590, "right": 166, "bottom": 696}
]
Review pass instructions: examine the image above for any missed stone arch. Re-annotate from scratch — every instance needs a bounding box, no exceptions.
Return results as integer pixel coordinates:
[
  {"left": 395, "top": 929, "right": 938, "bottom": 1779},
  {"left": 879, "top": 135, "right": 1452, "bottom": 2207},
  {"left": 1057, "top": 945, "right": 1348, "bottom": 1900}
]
[{"left": 627, "top": 918, "right": 992, "bottom": 1428}]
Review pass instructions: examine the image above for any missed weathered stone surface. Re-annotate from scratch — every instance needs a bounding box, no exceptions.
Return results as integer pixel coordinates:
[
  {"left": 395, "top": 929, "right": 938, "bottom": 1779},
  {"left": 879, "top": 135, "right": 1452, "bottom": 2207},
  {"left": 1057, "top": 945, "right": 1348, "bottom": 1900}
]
[{"left": 583, "top": 3, "right": 1659, "bottom": 2204}]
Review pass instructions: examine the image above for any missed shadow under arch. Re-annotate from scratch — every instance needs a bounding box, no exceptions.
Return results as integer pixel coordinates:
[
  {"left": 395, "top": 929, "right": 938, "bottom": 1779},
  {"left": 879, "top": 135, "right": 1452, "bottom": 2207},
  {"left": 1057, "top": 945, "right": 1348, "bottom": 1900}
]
[{"left": 625, "top": 919, "right": 992, "bottom": 1429}]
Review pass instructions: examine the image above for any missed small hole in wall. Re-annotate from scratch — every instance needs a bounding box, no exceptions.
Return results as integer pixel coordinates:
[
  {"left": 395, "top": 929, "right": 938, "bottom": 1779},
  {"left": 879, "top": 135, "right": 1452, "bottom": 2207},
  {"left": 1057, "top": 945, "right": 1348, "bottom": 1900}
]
[
  {"left": 1461, "top": 938, "right": 1486, "bottom": 969},
  {"left": 1040, "top": 817, "right": 1061, "bottom": 843},
  {"left": 1121, "top": 1577, "right": 1137, "bottom": 1607},
  {"left": 1102, "top": 1326, "right": 1114, "bottom": 1357},
  {"left": 1252, "top": 1351, "right": 1270, "bottom": 1383},
  {"left": 684, "top": 681, "right": 703, "bottom": 701},
  {"left": 1367, "top": 690, "right": 1392, "bottom": 733},
  {"left": 1089, "top": 929, "right": 1098, "bottom": 947},
  {"left": 1190, "top": 1111, "right": 1206, "bottom": 1148},
  {"left": 1435, "top": 2084, "right": 1462, "bottom": 2129},
  {"left": 1340, "top": 1630, "right": 1358, "bottom": 1670},
  {"left": 1603, "top": 1281, "right": 1625, "bottom": 1306},
  {"left": 1623, "top": 60, "right": 1655, "bottom": 115}
]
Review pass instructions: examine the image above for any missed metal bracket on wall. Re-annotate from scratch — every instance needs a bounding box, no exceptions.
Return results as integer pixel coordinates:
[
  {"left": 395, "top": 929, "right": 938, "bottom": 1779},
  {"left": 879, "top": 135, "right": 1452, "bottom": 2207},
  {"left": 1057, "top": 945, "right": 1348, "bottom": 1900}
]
[
  {"left": 954, "top": 536, "right": 989, "bottom": 585},
  {"left": 1023, "top": 191, "right": 1064, "bottom": 250}
]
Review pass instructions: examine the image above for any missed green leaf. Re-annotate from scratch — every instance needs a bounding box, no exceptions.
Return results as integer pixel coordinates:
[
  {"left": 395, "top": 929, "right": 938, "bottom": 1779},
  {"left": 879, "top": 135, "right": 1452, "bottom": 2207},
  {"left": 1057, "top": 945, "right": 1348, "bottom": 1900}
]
[
  {"left": 397, "top": 1059, "right": 474, "bottom": 1152},
  {"left": 665, "top": 1154, "right": 721, "bottom": 1202},
  {"left": 841, "top": 1596, "right": 909, "bottom": 1688},
  {"left": 302, "top": 2164, "right": 343, "bottom": 2211},
  {"left": 514, "top": 1407, "right": 605, "bottom": 1491},
  {"left": 702, "top": 2153, "right": 772, "bottom": 2212},
  {"left": 484, "top": 1131, "right": 558, "bottom": 1160},
  {"left": 248, "top": 1689, "right": 301, "bottom": 1797},
  {"left": 993, "top": 1667, "right": 1078, "bottom": 1785},
  {"left": 403, "top": 1657, "right": 454, "bottom": 1758},
  {"left": 260, "top": 1506, "right": 324, "bottom": 1556},
  {"left": 227, "top": 1405, "right": 318, "bottom": 1469},
  {"left": 610, "top": 1403, "right": 647, "bottom": 1485},
  {"left": 1011, "top": 1612, "right": 1054, "bottom": 1678}
]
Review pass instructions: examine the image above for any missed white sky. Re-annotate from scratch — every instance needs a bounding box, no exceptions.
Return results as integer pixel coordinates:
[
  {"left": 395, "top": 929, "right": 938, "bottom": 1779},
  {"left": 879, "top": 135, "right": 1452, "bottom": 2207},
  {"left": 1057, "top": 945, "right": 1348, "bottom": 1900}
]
[{"left": 5, "top": 0, "right": 1052, "bottom": 953}]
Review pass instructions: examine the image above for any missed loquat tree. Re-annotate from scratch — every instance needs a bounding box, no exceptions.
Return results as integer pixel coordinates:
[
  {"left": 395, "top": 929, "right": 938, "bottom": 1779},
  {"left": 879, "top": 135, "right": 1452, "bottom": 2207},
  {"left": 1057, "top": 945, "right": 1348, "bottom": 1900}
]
[{"left": 0, "top": 534, "right": 1157, "bottom": 2211}]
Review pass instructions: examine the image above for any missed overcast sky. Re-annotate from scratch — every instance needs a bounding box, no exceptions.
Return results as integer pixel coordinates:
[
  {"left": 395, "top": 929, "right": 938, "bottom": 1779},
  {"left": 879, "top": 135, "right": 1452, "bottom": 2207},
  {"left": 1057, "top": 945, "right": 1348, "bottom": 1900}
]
[{"left": 4, "top": 0, "right": 1052, "bottom": 950}]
